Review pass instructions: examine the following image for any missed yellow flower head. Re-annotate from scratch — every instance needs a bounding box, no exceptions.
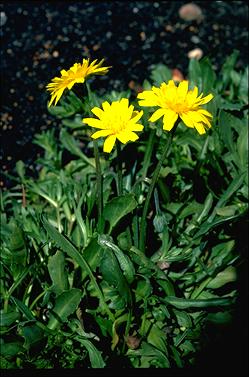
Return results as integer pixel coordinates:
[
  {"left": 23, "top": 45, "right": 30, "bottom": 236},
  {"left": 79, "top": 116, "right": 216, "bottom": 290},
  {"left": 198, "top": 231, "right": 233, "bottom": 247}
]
[
  {"left": 137, "top": 80, "right": 214, "bottom": 135},
  {"left": 83, "top": 98, "right": 144, "bottom": 153},
  {"left": 46, "top": 58, "right": 111, "bottom": 107}
]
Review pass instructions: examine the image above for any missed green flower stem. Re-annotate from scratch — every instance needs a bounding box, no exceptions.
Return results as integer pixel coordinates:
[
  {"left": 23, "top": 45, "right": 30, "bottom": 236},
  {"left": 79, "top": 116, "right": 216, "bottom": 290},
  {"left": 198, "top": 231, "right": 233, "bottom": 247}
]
[
  {"left": 139, "top": 127, "right": 176, "bottom": 252},
  {"left": 141, "top": 128, "right": 156, "bottom": 178},
  {"left": 116, "top": 141, "right": 123, "bottom": 196},
  {"left": 93, "top": 140, "right": 103, "bottom": 226},
  {"left": 29, "top": 290, "right": 47, "bottom": 311},
  {"left": 122, "top": 309, "right": 132, "bottom": 353}
]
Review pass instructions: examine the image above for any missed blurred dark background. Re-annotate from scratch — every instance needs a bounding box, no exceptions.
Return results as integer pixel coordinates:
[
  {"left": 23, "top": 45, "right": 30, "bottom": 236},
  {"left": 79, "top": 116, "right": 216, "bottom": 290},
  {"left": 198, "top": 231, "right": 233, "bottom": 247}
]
[{"left": 1, "top": 1, "right": 248, "bottom": 189}]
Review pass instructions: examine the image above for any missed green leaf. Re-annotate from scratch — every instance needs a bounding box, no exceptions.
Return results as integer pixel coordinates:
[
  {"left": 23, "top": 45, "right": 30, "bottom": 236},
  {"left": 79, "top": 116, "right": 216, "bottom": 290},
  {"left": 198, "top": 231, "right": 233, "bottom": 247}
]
[
  {"left": 218, "top": 110, "right": 236, "bottom": 153},
  {"left": 11, "top": 297, "right": 36, "bottom": 321},
  {"left": 42, "top": 217, "right": 115, "bottom": 321},
  {"left": 81, "top": 237, "right": 103, "bottom": 280},
  {"left": 111, "top": 313, "right": 128, "bottom": 350},
  {"left": 98, "top": 235, "right": 135, "bottom": 284},
  {"left": 206, "top": 311, "right": 233, "bottom": 325},
  {"left": 215, "top": 205, "right": 238, "bottom": 217},
  {"left": 135, "top": 278, "right": 152, "bottom": 301},
  {"left": 173, "top": 309, "right": 192, "bottom": 328},
  {"left": 207, "top": 266, "right": 237, "bottom": 289},
  {"left": 48, "top": 91, "right": 82, "bottom": 118},
  {"left": 147, "top": 323, "right": 167, "bottom": 354},
  {"left": 15, "top": 160, "right": 25, "bottom": 181},
  {"left": 188, "top": 59, "right": 202, "bottom": 89},
  {"left": 220, "top": 101, "right": 243, "bottom": 111},
  {"left": 193, "top": 214, "right": 241, "bottom": 239},
  {"left": 102, "top": 194, "right": 137, "bottom": 233},
  {"left": 179, "top": 201, "right": 203, "bottom": 220},
  {"left": 19, "top": 324, "right": 45, "bottom": 349},
  {"left": 127, "top": 341, "right": 170, "bottom": 368},
  {"left": 62, "top": 114, "right": 84, "bottom": 129},
  {"left": 209, "top": 173, "right": 246, "bottom": 220},
  {"left": 238, "top": 66, "right": 248, "bottom": 103},
  {"left": 75, "top": 337, "right": 105, "bottom": 368},
  {"left": 162, "top": 296, "right": 234, "bottom": 309},
  {"left": 0, "top": 310, "right": 20, "bottom": 327},
  {"left": 60, "top": 129, "right": 95, "bottom": 167},
  {"left": 150, "top": 63, "right": 172, "bottom": 86},
  {"left": 100, "top": 248, "right": 132, "bottom": 306},
  {"left": 220, "top": 49, "right": 240, "bottom": 88},
  {"left": 1, "top": 342, "right": 24, "bottom": 357},
  {"left": 199, "top": 57, "right": 216, "bottom": 93},
  {"left": 236, "top": 123, "right": 248, "bottom": 172},
  {"left": 48, "top": 288, "right": 82, "bottom": 330},
  {"left": 170, "top": 345, "right": 184, "bottom": 367},
  {"left": 48, "top": 250, "right": 69, "bottom": 296},
  {"left": 1, "top": 220, "right": 27, "bottom": 268}
]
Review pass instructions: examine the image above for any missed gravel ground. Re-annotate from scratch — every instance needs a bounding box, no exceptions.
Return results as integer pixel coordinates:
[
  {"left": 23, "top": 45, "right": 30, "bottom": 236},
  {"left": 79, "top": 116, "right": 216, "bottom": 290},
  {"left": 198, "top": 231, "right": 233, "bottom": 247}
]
[
  {"left": 0, "top": 0, "right": 248, "bottom": 187},
  {"left": 0, "top": 2, "right": 248, "bottom": 372}
]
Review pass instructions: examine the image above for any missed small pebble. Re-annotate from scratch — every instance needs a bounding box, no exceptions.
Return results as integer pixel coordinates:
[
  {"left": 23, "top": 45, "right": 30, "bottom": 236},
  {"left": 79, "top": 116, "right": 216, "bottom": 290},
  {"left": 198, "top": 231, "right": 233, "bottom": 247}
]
[
  {"left": 106, "top": 31, "right": 112, "bottom": 39},
  {"left": 178, "top": 3, "right": 203, "bottom": 22},
  {"left": 172, "top": 68, "right": 184, "bottom": 82},
  {"left": 187, "top": 48, "right": 203, "bottom": 60},
  {"left": 140, "top": 31, "right": 146, "bottom": 41},
  {"left": 0, "top": 11, "right": 7, "bottom": 26},
  {"left": 52, "top": 50, "right": 59, "bottom": 57},
  {"left": 191, "top": 35, "right": 200, "bottom": 44},
  {"left": 165, "top": 24, "right": 174, "bottom": 32}
]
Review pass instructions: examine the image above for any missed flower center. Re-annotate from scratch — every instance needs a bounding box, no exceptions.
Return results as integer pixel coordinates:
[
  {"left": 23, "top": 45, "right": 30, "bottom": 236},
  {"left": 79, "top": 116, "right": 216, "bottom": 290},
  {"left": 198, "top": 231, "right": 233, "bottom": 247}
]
[{"left": 107, "top": 116, "right": 127, "bottom": 134}]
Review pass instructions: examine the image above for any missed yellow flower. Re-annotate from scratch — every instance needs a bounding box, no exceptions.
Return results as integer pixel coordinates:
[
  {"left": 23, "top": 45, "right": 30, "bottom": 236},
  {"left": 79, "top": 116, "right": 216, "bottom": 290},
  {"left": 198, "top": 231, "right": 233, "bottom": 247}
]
[
  {"left": 83, "top": 98, "right": 144, "bottom": 153},
  {"left": 137, "top": 80, "right": 214, "bottom": 135},
  {"left": 46, "top": 58, "right": 111, "bottom": 107}
]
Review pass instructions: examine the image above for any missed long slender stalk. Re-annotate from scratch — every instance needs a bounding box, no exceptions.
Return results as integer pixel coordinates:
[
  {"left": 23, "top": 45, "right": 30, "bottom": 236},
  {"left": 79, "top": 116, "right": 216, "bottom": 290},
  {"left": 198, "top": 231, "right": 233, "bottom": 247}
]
[
  {"left": 139, "top": 128, "right": 176, "bottom": 252},
  {"left": 93, "top": 140, "right": 103, "bottom": 227},
  {"left": 116, "top": 141, "right": 123, "bottom": 196},
  {"left": 141, "top": 128, "right": 156, "bottom": 179}
]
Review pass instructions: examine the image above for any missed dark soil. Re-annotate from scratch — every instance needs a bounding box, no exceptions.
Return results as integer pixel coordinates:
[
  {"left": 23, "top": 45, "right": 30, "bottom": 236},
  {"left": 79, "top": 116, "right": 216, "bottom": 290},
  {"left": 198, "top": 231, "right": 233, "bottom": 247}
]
[{"left": 1, "top": 0, "right": 248, "bottom": 188}]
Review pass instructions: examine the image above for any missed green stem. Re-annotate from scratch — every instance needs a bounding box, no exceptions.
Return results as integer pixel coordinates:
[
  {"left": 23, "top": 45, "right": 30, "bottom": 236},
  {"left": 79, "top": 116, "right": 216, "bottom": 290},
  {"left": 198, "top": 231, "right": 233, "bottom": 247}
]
[
  {"left": 122, "top": 309, "right": 132, "bottom": 353},
  {"left": 116, "top": 142, "right": 123, "bottom": 196},
  {"left": 4, "top": 297, "right": 9, "bottom": 313},
  {"left": 29, "top": 290, "right": 47, "bottom": 311},
  {"left": 139, "top": 128, "right": 176, "bottom": 252},
  {"left": 141, "top": 128, "right": 156, "bottom": 179},
  {"left": 93, "top": 140, "right": 103, "bottom": 227}
]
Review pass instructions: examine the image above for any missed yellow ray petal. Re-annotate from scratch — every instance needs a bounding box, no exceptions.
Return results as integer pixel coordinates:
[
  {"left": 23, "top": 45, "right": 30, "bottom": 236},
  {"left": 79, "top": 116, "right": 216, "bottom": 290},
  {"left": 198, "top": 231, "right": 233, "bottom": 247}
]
[
  {"left": 103, "top": 135, "right": 116, "bottom": 153},
  {"left": 197, "top": 93, "right": 214, "bottom": 105},
  {"left": 117, "top": 132, "right": 129, "bottom": 144},
  {"left": 124, "top": 130, "right": 139, "bottom": 142},
  {"left": 91, "top": 107, "right": 104, "bottom": 119},
  {"left": 195, "top": 123, "right": 206, "bottom": 135},
  {"left": 162, "top": 110, "right": 178, "bottom": 131},
  {"left": 179, "top": 113, "right": 195, "bottom": 128},
  {"left": 130, "top": 110, "right": 143, "bottom": 124},
  {"left": 102, "top": 101, "right": 111, "bottom": 112},
  {"left": 82, "top": 117, "right": 106, "bottom": 129},
  {"left": 198, "top": 109, "right": 213, "bottom": 118},
  {"left": 128, "top": 123, "right": 144, "bottom": 132},
  {"left": 149, "top": 108, "right": 166, "bottom": 122},
  {"left": 177, "top": 80, "right": 189, "bottom": 99},
  {"left": 91, "top": 129, "right": 113, "bottom": 139}
]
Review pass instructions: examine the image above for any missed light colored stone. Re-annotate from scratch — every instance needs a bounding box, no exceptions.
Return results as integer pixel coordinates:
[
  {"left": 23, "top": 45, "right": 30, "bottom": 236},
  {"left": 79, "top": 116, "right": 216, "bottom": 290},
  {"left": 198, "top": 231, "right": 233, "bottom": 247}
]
[
  {"left": 0, "top": 11, "right": 7, "bottom": 27},
  {"left": 179, "top": 3, "right": 203, "bottom": 22},
  {"left": 187, "top": 48, "right": 203, "bottom": 60}
]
